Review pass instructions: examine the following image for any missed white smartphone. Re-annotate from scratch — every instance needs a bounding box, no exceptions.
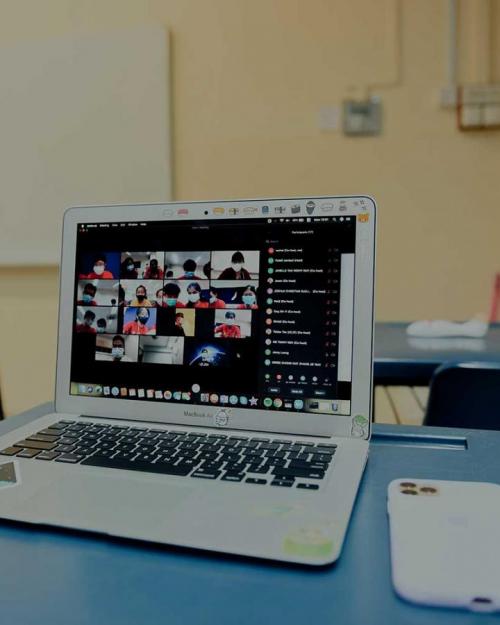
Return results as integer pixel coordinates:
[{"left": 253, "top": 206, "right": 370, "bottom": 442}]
[{"left": 387, "top": 478, "right": 500, "bottom": 612}]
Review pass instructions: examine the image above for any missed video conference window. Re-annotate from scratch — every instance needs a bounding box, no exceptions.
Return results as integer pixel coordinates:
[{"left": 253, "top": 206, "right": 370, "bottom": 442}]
[
  {"left": 120, "top": 280, "right": 163, "bottom": 308},
  {"left": 164, "top": 251, "right": 211, "bottom": 280},
  {"left": 214, "top": 309, "right": 252, "bottom": 338},
  {"left": 167, "top": 310, "right": 195, "bottom": 337},
  {"left": 75, "top": 306, "right": 118, "bottom": 334},
  {"left": 138, "top": 336, "right": 184, "bottom": 365},
  {"left": 210, "top": 281, "right": 259, "bottom": 309},
  {"left": 211, "top": 250, "right": 260, "bottom": 281},
  {"left": 77, "top": 280, "right": 120, "bottom": 306},
  {"left": 79, "top": 252, "right": 120, "bottom": 280},
  {"left": 95, "top": 334, "right": 139, "bottom": 362},
  {"left": 120, "top": 252, "right": 165, "bottom": 280},
  {"left": 123, "top": 306, "right": 157, "bottom": 335}
]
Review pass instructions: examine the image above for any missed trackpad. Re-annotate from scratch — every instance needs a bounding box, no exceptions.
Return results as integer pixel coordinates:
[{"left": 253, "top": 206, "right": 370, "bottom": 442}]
[{"left": 19, "top": 471, "right": 194, "bottom": 538}]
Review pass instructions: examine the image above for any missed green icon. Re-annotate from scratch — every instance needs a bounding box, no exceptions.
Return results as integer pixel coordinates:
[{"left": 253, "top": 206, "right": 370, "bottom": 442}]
[
  {"left": 265, "top": 349, "right": 271, "bottom": 355},
  {"left": 264, "top": 359, "right": 271, "bottom": 366},
  {"left": 268, "top": 257, "right": 274, "bottom": 264},
  {"left": 354, "top": 415, "right": 367, "bottom": 425},
  {"left": 266, "top": 298, "right": 273, "bottom": 305},
  {"left": 265, "top": 373, "right": 270, "bottom": 379},
  {"left": 267, "top": 267, "right": 274, "bottom": 274},
  {"left": 263, "top": 397, "right": 273, "bottom": 408}
]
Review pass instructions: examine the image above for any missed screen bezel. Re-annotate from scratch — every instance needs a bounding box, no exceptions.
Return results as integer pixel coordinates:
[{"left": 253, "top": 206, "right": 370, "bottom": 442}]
[{"left": 55, "top": 196, "right": 376, "bottom": 440}]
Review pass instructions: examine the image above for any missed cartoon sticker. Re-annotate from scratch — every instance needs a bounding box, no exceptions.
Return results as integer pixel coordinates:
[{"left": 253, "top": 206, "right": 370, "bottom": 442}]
[
  {"left": 0, "top": 461, "right": 18, "bottom": 489},
  {"left": 283, "top": 525, "right": 335, "bottom": 558},
  {"left": 351, "top": 414, "right": 368, "bottom": 437}
]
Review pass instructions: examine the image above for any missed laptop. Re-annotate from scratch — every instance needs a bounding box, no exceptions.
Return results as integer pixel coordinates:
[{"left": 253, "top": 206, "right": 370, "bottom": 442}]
[{"left": 0, "top": 195, "right": 376, "bottom": 565}]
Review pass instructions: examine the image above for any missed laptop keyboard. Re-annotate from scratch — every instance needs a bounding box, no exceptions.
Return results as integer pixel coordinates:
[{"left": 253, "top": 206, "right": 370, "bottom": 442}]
[{"left": 0, "top": 421, "right": 336, "bottom": 490}]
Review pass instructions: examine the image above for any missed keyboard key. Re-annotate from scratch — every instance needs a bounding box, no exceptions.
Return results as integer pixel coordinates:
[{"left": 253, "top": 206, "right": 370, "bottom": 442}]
[
  {"left": 271, "top": 479, "right": 294, "bottom": 487},
  {"left": 26, "top": 434, "right": 60, "bottom": 443},
  {"left": 36, "top": 451, "right": 61, "bottom": 461},
  {"left": 13, "top": 440, "right": 56, "bottom": 451},
  {"left": 0, "top": 447, "right": 21, "bottom": 456},
  {"left": 191, "top": 470, "right": 221, "bottom": 480},
  {"left": 81, "top": 456, "right": 193, "bottom": 476},
  {"left": 16, "top": 449, "right": 41, "bottom": 458},
  {"left": 55, "top": 454, "right": 84, "bottom": 463},
  {"left": 55, "top": 445, "right": 76, "bottom": 453},
  {"left": 272, "top": 467, "right": 325, "bottom": 480},
  {"left": 245, "top": 478, "right": 267, "bottom": 485},
  {"left": 38, "top": 428, "right": 65, "bottom": 437},
  {"left": 221, "top": 472, "right": 244, "bottom": 482},
  {"left": 297, "top": 483, "right": 319, "bottom": 490}
]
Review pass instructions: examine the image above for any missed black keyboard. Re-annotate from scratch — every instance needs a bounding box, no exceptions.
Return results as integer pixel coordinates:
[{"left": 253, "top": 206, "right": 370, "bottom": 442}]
[{"left": 0, "top": 420, "right": 337, "bottom": 490}]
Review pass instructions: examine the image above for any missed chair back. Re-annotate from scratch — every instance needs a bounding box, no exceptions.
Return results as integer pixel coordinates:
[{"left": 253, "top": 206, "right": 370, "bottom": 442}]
[{"left": 424, "top": 361, "right": 500, "bottom": 430}]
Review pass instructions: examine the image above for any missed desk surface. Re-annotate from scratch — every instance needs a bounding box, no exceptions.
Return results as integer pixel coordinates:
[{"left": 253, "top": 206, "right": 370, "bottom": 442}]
[
  {"left": 374, "top": 322, "right": 500, "bottom": 385},
  {"left": 1, "top": 404, "right": 499, "bottom": 625}
]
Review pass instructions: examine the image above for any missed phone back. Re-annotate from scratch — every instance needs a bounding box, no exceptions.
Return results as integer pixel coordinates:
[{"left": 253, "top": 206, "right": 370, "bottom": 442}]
[{"left": 388, "top": 478, "right": 500, "bottom": 612}]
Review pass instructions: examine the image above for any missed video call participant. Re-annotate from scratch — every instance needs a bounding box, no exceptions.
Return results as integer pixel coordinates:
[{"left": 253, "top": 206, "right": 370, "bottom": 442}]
[
  {"left": 80, "top": 254, "right": 114, "bottom": 279},
  {"left": 154, "top": 287, "right": 165, "bottom": 308},
  {"left": 129, "top": 285, "right": 153, "bottom": 307},
  {"left": 185, "top": 282, "right": 208, "bottom": 308},
  {"left": 111, "top": 335, "right": 133, "bottom": 362},
  {"left": 163, "top": 282, "right": 184, "bottom": 308},
  {"left": 121, "top": 255, "right": 138, "bottom": 279},
  {"left": 208, "top": 287, "right": 226, "bottom": 309},
  {"left": 172, "top": 312, "right": 185, "bottom": 336},
  {"left": 76, "top": 310, "right": 97, "bottom": 334},
  {"left": 143, "top": 257, "right": 164, "bottom": 280},
  {"left": 179, "top": 259, "right": 202, "bottom": 280},
  {"left": 78, "top": 283, "right": 97, "bottom": 306},
  {"left": 214, "top": 311, "right": 241, "bottom": 338},
  {"left": 123, "top": 307, "right": 155, "bottom": 335},
  {"left": 96, "top": 318, "right": 107, "bottom": 334},
  {"left": 189, "top": 348, "right": 213, "bottom": 366},
  {"left": 237, "top": 285, "right": 258, "bottom": 309},
  {"left": 218, "top": 251, "right": 252, "bottom": 280}
]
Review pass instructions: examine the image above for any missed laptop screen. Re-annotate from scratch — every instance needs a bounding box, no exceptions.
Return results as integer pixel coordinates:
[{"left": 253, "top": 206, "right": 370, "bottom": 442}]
[{"left": 70, "top": 214, "right": 356, "bottom": 416}]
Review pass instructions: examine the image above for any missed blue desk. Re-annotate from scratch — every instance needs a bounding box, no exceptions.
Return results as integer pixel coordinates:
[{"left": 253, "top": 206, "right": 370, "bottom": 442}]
[
  {"left": 375, "top": 322, "right": 500, "bottom": 385},
  {"left": 1, "top": 404, "right": 499, "bottom": 625}
]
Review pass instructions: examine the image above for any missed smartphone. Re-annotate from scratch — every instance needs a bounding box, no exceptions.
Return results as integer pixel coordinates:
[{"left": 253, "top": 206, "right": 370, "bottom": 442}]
[{"left": 387, "top": 478, "right": 500, "bottom": 612}]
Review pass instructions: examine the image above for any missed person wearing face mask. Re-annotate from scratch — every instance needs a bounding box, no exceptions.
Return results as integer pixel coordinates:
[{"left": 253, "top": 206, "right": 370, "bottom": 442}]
[
  {"left": 218, "top": 251, "right": 252, "bottom": 280},
  {"left": 76, "top": 310, "right": 97, "bottom": 333},
  {"left": 96, "top": 318, "right": 107, "bottom": 334},
  {"left": 123, "top": 307, "right": 156, "bottom": 335},
  {"left": 120, "top": 255, "right": 138, "bottom": 279},
  {"left": 208, "top": 287, "right": 226, "bottom": 309},
  {"left": 143, "top": 257, "right": 164, "bottom": 280},
  {"left": 77, "top": 283, "right": 97, "bottom": 306},
  {"left": 178, "top": 258, "right": 202, "bottom": 280},
  {"left": 162, "top": 283, "right": 184, "bottom": 308},
  {"left": 237, "top": 285, "right": 258, "bottom": 310},
  {"left": 214, "top": 311, "right": 241, "bottom": 338},
  {"left": 184, "top": 282, "right": 208, "bottom": 308},
  {"left": 81, "top": 254, "right": 114, "bottom": 279},
  {"left": 110, "top": 335, "right": 133, "bottom": 362},
  {"left": 129, "top": 285, "right": 152, "bottom": 307}
]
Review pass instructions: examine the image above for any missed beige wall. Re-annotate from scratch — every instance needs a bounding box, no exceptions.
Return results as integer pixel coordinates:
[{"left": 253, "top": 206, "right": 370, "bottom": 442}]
[{"left": 1, "top": 0, "right": 500, "bottom": 415}]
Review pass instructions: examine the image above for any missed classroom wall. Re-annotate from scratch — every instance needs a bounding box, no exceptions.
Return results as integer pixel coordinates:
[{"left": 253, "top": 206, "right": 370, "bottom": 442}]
[{"left": 1, "top": 0, "right": 500, "bottom": 415}]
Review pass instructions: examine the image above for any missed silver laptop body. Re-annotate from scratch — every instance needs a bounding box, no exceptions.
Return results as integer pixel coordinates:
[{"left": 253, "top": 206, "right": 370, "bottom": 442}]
[{"left": 0, "top": 196, "right": 376, "bottom": 565}]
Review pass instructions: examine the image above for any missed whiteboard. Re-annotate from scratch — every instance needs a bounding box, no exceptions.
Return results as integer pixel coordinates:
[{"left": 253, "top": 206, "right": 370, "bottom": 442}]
[{"left": 0, "top": 24, "right": 171, "bottom": 265}]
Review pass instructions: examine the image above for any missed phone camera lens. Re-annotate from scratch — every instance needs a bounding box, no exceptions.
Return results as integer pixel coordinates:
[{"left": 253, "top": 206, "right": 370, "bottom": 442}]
[
  {"left": 420, "top": 486, "right": 437, "bottom": 494},
  {"left": 400, "top": 482, "right": 416, "bottom": 488},
  {"left": 401, "top": 489, "right": 418, "bottom": 495}
]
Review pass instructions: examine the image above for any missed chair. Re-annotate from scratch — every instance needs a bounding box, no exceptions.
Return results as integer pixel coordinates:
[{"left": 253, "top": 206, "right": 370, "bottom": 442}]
[{"left": 424, "top": 362, "right": 500, "bottom": 430}]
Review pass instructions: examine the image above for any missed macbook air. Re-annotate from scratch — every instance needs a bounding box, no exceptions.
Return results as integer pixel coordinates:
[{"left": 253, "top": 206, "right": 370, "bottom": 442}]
[{"left": 0, "top": 195, "right": 376, "bottom": 565}]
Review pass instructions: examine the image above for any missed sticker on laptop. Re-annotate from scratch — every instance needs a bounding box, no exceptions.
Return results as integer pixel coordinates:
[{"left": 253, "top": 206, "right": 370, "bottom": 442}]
[
  {"left": 351, "top": 415, "right": 368, "bottom": 437},
  {"left": 283, "top": 524, "right": 335, "bottom": 559},
  {"left": 0, "top": 461, "right": 19, "bottom": 489}
]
